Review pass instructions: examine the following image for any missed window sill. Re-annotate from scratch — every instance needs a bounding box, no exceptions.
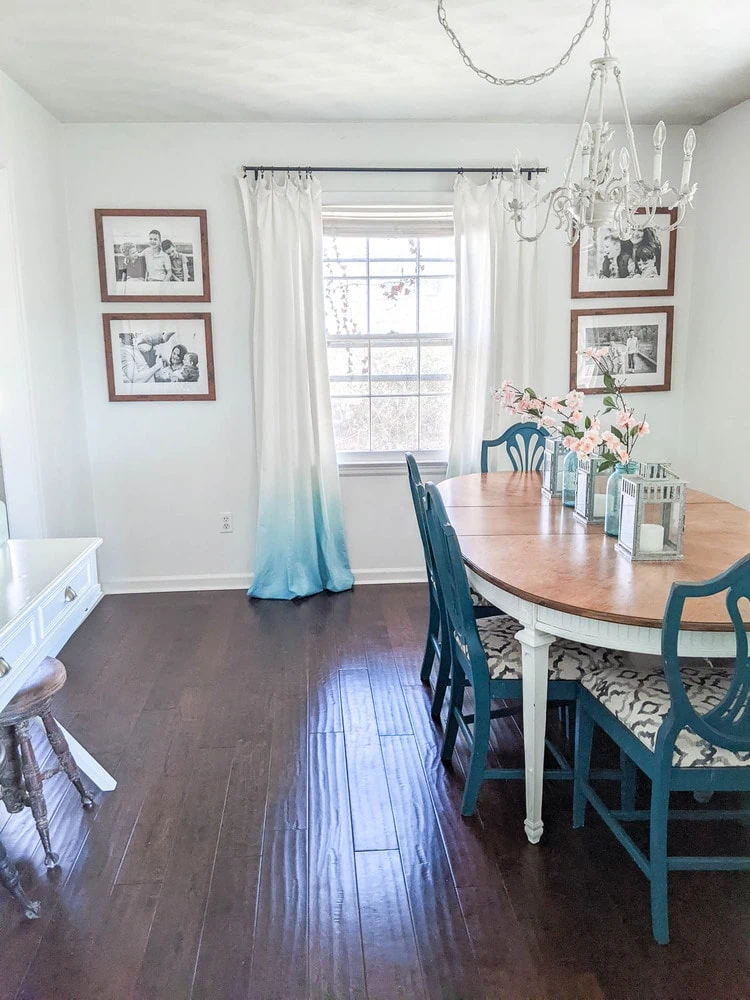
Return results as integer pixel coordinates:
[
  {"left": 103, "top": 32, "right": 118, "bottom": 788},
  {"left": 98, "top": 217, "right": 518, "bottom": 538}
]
[{"left": 337, "top": 454, "right": 448, "bottom": 478}]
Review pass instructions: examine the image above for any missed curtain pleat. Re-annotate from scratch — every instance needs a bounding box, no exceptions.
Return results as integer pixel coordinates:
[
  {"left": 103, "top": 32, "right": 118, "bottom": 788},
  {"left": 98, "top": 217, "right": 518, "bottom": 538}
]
[
  {"left": 238, "top": 172, "right": 354, "bottom": 599},
  {"left": 447, "top": 175, "right": 539, "bottom": 476}
]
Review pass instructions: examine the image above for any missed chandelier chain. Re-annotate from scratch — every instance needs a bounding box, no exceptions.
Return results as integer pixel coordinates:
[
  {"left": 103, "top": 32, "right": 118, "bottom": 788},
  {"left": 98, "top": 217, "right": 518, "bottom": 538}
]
[{"left": 437, "top": 0, "right": 605, "bottom": 87}]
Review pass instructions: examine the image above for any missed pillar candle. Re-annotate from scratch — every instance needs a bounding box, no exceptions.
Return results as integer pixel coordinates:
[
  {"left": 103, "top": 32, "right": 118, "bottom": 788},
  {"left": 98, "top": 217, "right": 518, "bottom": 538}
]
[{"left": 639, "top": 523, "right": 665, "bottom": 552}]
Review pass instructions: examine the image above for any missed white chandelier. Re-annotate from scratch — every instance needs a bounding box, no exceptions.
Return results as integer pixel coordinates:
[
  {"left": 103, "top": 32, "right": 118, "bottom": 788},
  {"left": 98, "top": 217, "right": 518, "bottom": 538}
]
[{"left": 437, "top": 0, "right": 697, "bottom": 244}]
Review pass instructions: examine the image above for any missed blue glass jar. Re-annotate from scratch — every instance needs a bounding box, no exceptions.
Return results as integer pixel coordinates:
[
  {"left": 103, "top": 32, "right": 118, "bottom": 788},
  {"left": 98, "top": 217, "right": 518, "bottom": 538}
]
[
  {"left": 562, "top": 449, "right": 578, "bottom": 508},
  {"left": 604, "top": 461, "right": 638, "bottom": 536}
]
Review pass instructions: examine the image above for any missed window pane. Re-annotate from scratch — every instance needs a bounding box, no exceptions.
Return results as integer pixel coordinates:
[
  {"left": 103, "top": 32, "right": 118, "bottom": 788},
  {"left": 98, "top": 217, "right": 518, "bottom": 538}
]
[
  {"left": 325, "top": 278, "right": 367, "bottom": 336},
  {"left": 371, "top": 397, "right": 418, "bottom": 451},
  {"left": 327, "top": 344, "right": 368, "bottom": 377},
  {"left": 420, "top": 260, "right": 455, "bottom": 276},
  {"left": 420, "top": 343, "right": 453, "bottom": 376},
  {"left": 369, "top": 278, "right": 417, "bottom": 334},
  {"left": 323, "top": 236, "right": 366, "bottom": 260},
  {"left": 419, "top": 375, "right": 451, "bottom": 395},
  {"left": 368, "top": 237, "right": 417, "bottom": 259},
  {"left": 369, "top": 260, "right": 418, "bottom": 277},
  {"left": 324, "top": 259, "right": 367, "bottom": 278},
  {"left": 420, "top": 396, "right": 452, "bottom": 450},
  {"left": 419, "top": 236, "right": 454, "bottom": 259},
  {"left": 419, "top": 277, "right": 455, "bottom": 334},
  {"left": 331, "top": 378, "right": 369, "bottom": 397},
  {"left": 371, "top": 343, "right": 417, "bottom": 377},
  {"left": 331, "top": 398, "right": 370, "bottom": 451}
]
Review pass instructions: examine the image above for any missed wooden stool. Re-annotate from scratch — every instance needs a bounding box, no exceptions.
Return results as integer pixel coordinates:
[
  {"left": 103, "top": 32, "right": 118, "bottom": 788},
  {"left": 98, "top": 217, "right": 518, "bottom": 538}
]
[{"left": 0, "top": 657, "right": 93, "bottom": 869}]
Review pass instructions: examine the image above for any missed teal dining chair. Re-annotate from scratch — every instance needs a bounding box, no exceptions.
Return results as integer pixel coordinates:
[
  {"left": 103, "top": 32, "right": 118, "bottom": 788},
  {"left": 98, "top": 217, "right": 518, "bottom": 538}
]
[
  {"left": 573, "top": 554, "right": 750, "bottom": 944},
  {"left": 405, "top": 454, "right": 498, "bottom": 720},
  {"left": 423, "top": 482, "right": 620, "bottom": 816},
  {"left": 481, "top": 421, "right": 548, "bottom": 473}
]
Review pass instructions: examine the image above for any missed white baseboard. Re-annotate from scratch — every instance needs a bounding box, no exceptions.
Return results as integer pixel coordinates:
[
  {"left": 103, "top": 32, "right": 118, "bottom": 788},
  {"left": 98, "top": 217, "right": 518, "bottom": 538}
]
[
  {"left": 102, "top": 567, "right": 426, "bottom": 595},
  {"left": 102, "top": 573, "right": 252, "bottom": 594}
]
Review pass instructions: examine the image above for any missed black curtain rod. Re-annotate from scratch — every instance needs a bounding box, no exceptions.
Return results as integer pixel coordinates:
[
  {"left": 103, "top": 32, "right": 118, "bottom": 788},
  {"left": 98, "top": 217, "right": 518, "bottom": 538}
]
[{"left": 242, "top": 165, "right": 548, "bottom": 181}]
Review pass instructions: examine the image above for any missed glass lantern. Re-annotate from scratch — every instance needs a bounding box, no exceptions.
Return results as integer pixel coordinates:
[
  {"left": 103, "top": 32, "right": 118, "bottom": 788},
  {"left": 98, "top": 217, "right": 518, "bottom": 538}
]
[
  {"left": 616, "top": 463, "right": 687, "bottom": 561},
  {"left": 541, "top": 437, "right": 564, "bottom": 499},
  {"left": 574, "top": 455, "right": 610, "bottom": 524}
]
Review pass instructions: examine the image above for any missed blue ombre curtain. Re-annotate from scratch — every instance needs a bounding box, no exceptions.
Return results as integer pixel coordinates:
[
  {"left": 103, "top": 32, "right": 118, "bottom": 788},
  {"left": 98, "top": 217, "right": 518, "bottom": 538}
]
[{"left": 238, "top": 171, "right": 354, "bottom": 599}]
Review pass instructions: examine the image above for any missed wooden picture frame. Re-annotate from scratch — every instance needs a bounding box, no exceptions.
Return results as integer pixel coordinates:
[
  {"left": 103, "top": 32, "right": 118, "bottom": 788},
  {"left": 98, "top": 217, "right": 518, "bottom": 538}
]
[
  {"left": 571, "top": 208, "right": 677, "bottom": 298},
  {"left": 95, "top": 209, "right": 211, "bottom": 302},
  {"left": 570, "top": 305, "right": 674, "bottom": 394},
  {"left": 103, "top": 313, "right": 216, "bottom": 401}
]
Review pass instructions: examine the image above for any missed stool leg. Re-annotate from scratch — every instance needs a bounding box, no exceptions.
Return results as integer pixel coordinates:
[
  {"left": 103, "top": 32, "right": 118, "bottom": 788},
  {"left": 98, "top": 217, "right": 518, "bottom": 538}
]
[
  {"left": 0, "top": 837, "right": 40, "bottom": 919},
  {"left": 41, "top": 713, "right": 94, "bottom": 810},
  {"left": 0, "top": 728, "right": 25, "bottom": 813},
  {"left": 16, "top": 721, "right": 59, "bottom": 869}
]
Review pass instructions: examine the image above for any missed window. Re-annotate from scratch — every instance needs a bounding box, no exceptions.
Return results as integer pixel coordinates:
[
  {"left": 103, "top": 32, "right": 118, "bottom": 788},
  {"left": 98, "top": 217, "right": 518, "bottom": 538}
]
[{"left": 323, "top": 217, "right": 454, "bottom": 461}]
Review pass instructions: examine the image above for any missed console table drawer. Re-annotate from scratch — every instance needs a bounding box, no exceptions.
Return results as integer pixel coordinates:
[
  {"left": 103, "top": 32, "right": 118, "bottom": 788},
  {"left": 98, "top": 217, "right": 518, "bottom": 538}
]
[
  {"left": 0, "top": 617, "right": 36, "bottom": 683},
  {"left": 39, "top": 560, "right": 93, "bottom": 637}
]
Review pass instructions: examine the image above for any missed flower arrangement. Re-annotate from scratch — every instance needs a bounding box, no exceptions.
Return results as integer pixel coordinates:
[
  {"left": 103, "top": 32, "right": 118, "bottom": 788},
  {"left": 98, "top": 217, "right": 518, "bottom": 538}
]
[{"left": 494, "top": 348, "right": 649, "bottom": 472}]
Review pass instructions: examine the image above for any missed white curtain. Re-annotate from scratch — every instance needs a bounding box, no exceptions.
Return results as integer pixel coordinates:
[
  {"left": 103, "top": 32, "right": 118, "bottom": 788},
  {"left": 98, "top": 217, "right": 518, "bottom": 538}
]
[
  {"left": 238, "top": 172, "right": 354, "bottom": 599},
  {"left": 447, "top": 175, "right": 539, "bottom": 476}
]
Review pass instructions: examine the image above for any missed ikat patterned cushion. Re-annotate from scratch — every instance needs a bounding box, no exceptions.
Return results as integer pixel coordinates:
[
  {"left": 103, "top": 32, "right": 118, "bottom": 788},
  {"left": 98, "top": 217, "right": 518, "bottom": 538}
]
[{"left": 581, "top": 659, "right": 750, "bottom": 768}]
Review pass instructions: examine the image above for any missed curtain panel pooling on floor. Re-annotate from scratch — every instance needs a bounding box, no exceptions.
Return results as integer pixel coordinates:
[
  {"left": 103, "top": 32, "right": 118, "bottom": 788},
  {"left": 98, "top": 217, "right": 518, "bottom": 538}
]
[{"left": 238, "top": 171, "right": 353, "bottom": 599}]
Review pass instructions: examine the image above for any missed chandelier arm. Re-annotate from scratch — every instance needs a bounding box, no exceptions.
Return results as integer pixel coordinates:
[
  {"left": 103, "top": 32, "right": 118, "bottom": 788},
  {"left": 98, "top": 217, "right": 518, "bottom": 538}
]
[
  {"left": 436, "top": 0, "right": 604, "bottom": 87},
  {"left": 613, "top": 67, "right": 643, "bottom": 182},
  {"left": 590, "top": 65, "right": 609, "bottom": 181},
  {"left": 560, "top": 71, "right": 598, "bottom": 189}
]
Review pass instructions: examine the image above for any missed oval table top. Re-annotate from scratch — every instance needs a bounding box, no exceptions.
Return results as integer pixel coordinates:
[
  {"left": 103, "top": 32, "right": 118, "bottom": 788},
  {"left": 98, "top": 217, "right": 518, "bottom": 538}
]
[{"left": 437, "top": 472, "right": 750, "bottom": 632}]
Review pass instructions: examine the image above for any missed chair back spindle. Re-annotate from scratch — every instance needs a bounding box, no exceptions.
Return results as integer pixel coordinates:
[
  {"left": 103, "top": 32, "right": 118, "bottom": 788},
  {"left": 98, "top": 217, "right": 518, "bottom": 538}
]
[{"left": 481, "top": 421, "right": 548, "bottom": 473}]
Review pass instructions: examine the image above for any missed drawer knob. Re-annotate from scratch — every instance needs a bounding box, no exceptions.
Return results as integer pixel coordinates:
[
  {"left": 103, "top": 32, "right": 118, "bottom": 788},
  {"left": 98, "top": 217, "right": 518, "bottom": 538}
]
[
  {"left": 64, "top": 586, "right": 77, "bottom": 603},
  {"left": 0, "top": 657, "right": 11, "bottom": 677}
]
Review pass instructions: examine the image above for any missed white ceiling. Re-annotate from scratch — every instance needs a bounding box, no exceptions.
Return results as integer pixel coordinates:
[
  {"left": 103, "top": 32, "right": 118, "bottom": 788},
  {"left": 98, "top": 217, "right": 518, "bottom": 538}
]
[{"left": 1, "top": 0, "right": 749, "bottom": 125}]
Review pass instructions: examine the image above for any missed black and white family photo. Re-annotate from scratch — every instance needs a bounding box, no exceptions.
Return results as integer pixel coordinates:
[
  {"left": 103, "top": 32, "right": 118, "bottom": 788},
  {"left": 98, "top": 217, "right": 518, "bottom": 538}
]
[
  {"left": 571, "top": 306, "right": 674, "bottom": 393},
  {"left": 103, "top": 314, "right": 215, "bottom": 401},
  {"left": 96, "top": 209, "right": 210, "bottom": 302},
  {"left": 571, "top": 208, "right": 676, "bottom": 297}
]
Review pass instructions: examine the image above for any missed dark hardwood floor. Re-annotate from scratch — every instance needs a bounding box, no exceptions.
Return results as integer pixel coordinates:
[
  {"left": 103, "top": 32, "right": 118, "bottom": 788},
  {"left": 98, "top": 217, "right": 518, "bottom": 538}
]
[{"left": 0, "top": 585, "right": 748, "bottom": 999}]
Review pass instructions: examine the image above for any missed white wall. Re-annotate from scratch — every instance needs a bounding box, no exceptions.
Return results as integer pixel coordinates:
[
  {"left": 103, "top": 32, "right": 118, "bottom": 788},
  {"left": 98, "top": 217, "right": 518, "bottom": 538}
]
[
  {"left": 0, "top": 70, "right": 94, "bottom": 539},
  {"left": 683, "top": 100, "right": 750, "bottom": 509},
  {"left": 61, "top": 122, "right": 695, "bottom": 591}
]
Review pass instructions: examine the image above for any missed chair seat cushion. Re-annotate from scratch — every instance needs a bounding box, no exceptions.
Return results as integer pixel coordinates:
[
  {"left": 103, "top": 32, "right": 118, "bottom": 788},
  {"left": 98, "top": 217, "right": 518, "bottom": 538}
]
[
  {"left": 581, "top": 659, "right": 750, "bottom": 768},
  {"left": 476, "top": 616, "right": 620, "bottom": 683},
  {"left": 0, "top": 657, "right": 67, "bottom": 725}
]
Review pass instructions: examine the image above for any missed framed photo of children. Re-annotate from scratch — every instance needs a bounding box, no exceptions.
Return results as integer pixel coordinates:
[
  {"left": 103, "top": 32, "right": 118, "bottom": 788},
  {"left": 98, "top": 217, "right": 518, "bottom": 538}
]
[
  {"left": 103, "top": 313, "right": 216, "bottom": 401},
  {"left": 95, "top": 209, "right": 210, "bottom": 302},
  {"left": 571, "top": 208, "right": 677, "bottom": 298},
  {"left": 570, "top": 306, "right": 674, "bottom": 394}
]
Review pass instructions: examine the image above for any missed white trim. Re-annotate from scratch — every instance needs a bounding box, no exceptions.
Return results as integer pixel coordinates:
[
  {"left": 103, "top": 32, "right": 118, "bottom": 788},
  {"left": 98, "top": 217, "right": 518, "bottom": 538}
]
[
  {"left": 102, "top": 567, "right": 427, "bottom": 594},
  {"left": 339, "top": 459, "right": 446, "bottom": 478}
]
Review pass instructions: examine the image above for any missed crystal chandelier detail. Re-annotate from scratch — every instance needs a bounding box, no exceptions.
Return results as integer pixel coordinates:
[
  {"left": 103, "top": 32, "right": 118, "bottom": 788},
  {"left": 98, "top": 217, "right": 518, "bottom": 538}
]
[{"left": 438, "top": 0, "right": 697, "bottom": 244}]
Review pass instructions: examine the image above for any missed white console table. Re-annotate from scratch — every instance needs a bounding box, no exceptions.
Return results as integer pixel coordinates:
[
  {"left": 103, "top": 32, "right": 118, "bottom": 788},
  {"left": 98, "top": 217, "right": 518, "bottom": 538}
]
[{"left": 0, "top": 537, "right": 115, "bottom": 792}]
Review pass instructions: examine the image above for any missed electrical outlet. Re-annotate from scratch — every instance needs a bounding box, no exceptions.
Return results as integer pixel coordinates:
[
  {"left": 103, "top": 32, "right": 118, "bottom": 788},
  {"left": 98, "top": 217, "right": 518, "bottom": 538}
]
[{"left": 220, "top": 512, "right": 233, "bottom": 533}]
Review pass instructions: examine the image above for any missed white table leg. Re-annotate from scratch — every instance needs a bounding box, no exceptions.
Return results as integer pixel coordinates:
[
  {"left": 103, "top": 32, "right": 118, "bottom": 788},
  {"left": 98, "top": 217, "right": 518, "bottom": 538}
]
[
  {"left": 55, "top": 721, "right": 117, "bottom": 791},
  {"left": 517, "top": 627, "right": 554, "bottom": 845}
]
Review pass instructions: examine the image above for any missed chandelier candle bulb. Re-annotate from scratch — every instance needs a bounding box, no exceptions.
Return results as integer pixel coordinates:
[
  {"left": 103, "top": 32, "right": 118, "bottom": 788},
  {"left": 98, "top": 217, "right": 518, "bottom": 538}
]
[
  {"left": 652, "top": 120, "right": 666, "bottom": 186},
  {"left": 681, "top": 129, "right": 696, "bottom": 191}
]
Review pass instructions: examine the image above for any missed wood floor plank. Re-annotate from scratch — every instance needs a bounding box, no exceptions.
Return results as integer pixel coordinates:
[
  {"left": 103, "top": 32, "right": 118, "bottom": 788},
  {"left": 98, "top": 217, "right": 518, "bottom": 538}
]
[
  {"left": 191, "top": 854, "right": 261, "bottom": 1000},
  {"left": 248, "top": 829, "right": 308, "bottom": 1000},
  {"left": 307, "top": 733, "right": 366, "bottom": 1000},
  {"left": 381, "top": 733, "right": 483, "bottom": 1000},
  {"left": 339, "top": 668, "right": 398, "bottom": 853},
  {"left": 134, "top": 746, "right": 234, "bottom": 999},
  {"left": 356, "top": 849, "right": 428, "bottom": 1000}
]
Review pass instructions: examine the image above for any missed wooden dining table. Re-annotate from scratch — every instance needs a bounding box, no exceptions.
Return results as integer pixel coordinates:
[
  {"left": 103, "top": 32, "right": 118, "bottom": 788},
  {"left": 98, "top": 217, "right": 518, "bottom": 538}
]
[{"left": 437, "top": 471, "right": 750, "bottom": 845}]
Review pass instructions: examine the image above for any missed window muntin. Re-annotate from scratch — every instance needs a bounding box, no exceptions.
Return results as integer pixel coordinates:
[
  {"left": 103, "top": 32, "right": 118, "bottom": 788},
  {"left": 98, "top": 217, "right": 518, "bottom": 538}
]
[{"left": 324, "top": 233, "right": 454, "bottom": 456}]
